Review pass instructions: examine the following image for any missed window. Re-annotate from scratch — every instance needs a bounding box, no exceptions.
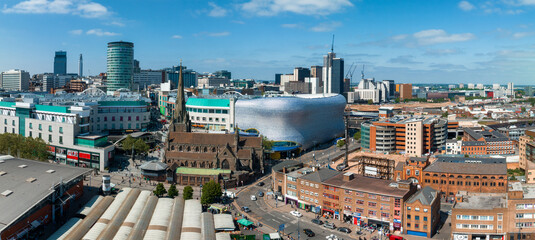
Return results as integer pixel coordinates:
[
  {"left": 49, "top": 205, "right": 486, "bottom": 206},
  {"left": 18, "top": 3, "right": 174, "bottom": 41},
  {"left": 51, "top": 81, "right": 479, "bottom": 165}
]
[
  {"left": 29, "top": 123, "right": 32, "bottom": 129},
  {"left": 415, "top": 170, "right": 420, "bottom": 176},
  {"left": 38, "top": 133, "right": 42, "bottom": 139},
  {"left": 59, "top": 136, "right": 63, "bottom": 144},
  {"left": 48, "top": 126, "right": 52, "bottom": 132},
  {"left": 407, "top": 207, "right": 411, "bottom": 211},
  {"left": 104, "top": 117, "right": 107, "bottom": 121},
  {"left": 415, "top": 216, "right": 420, "bottom": 220},
  {"left": 120, "top": 116, "right": 123, "bottom": 121},
  {"left": 128, "top": 116, "right": 131, "bottom": 121},
  {"left": 48, "top": 135, "right": 52, "bottom": 142},
  {"left": 29, "top": 131, "right": 32, "bottom": 137},
  {"left": 136, "top": 116, "right": 139, "bottom": 121},
  {"left": 12, "top": 120, "right": 15, "bottom": 126},
  {"left": 39, "top": 124, "right": 42, "bottom": 130},
  {"left": 3, "top": 119, "right": 5, "bottom": 124},
  {"left": 407, "top": 214, "right": 411, "bottom": 219},
  {"left": 59, "top": 127, "right": 63, "bottom": 133},
  {"left": 424, "top": 216, "right": 428, "bottom": 221}
]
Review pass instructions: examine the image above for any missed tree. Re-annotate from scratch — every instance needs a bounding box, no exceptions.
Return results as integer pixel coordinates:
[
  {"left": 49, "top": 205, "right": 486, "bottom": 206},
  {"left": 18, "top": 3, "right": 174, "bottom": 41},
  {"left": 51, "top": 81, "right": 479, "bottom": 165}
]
[
  {"left": 201, "top": 180, "right": 222, "bottom": 205},
  {"left": 153, "top": 183, "right": 167, "bottom": 197},
  {"left": 0, "top": 133, "right": 49, "bottom": 161},
  {"left": 168, "top": 184, "right": 179, "bottom": 198},
  {"left": 262, "top": 136, "right": 273, "bottom": 150},
  {"left": 442, "top": 112, "right": 449, "bottom": 118},
  {"left": 134, "top": 138, "right": 149, "bottom": 153},
  {"left": 353, "top": 131, "right": 361, "bottom": 140},
  {"left": 337, "top": 139, "right": 346, "bottom": 148},
  {"left": 122, "top": 135, "right": 136, "bottom": 152},
  {"left": 183, "top": 185, "right": 194, "bottom": 200},
  {"left": 522, "top": 107, "right": 527, "bottom": 113}
]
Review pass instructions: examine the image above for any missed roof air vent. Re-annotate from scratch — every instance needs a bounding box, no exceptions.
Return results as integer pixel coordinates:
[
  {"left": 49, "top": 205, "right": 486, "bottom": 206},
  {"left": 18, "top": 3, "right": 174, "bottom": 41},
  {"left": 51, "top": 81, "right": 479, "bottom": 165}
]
[
  {"left": 1, "top": 190, "right": 13, "bottom": 197},
  {"left": 18, "top": 165, "right": 27, "bottom": 168},
  {"left": 46, "top": 169, "right": 56, "bottom": 174}
]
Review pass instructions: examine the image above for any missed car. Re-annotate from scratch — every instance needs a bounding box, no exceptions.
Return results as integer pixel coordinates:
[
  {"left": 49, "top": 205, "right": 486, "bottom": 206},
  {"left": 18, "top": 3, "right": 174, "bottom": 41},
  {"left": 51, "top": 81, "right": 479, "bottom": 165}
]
[
  {"left": 257, "top": 182, "right": 265, "bottom": 186},
  {"left": 250, "top": 195, "right": 257, "bottom": 201},
  {"left": 257, "top": 191, "right": 264, "bottom": 197},
  {"left": 303, "top": 229, "right": 315, "bottom": 237},
  {"left": 290, "top": 210, "right": 302, "bottom": 217},
  {"left": 356, "top": 230, "right": 364, "bottom": 235},
  {"left": 241, "top": 206, "right": 251, "bottom": 213},
  {"left": 337, "top": 227, "right": 351, "bottom": 233},
  {"left": 323, "top": 222, "right": 336, "bottom": 229},
  {"left": 311, "top": 219, "right": 324, "bottom": 225}
]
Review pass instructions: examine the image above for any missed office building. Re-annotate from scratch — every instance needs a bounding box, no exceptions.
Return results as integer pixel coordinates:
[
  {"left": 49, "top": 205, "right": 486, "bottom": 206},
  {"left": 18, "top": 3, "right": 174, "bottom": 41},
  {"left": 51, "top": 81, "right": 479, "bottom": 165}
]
[
  {"left": 107, "top": 41, "right": 134, "bottom": 91},
  {"left": 310, "top": 65, "right": 323, "bottom": 84},
  {"left": 476, "top": 83, "right": 484, "bottom": 89},
  {"left": 42, "top": 73, "right": 57, "bottom": 93},
  {"left": 293, "top": 67, "right": 310, "bottom": 82},
  {"left": 198, "top": 76, "right": 230, "bottom": 88},
  {"left": 214, "top": 70, "right": 231, "bottom": 79},
  {"left": 0, "top": 69, "right": 30, "bottom": 91},
  {"left": 507, "top": 82, "right": 515, "bottom": 97},
  {"left": 361, "top": 116, "right": 448, "bottom": 156},
  {"left": 322, "top": 52, "right": 344, "bottom": 94},
  {"left": 274, "top": 73, "right": 282, "bottom": 85},
  {"left": 78, "top": 54, "right": 83, "bottom": 77},
  {"left": 133, "top": 70, "right": 165, "bottom": 89},
  {"left": 165, "top": 65, "right": 197, "bottom": 89},
  {"left": 348, "top": 78, "right": 391, "bottom": 103},
  {"left": 133, "top": 59, "right": 141, "bottom": 73},
  {"left": 54, "top": 51, "right": 67, "bottom": 75},
  {"left": 399, "top": 83, "right": 412, "bottom": 100},
  {"left": 403, "top": 187, "right": 441, "bottom": 238},
  {"left": 462, "top": 128, "right": 514, "bottom": 155}
]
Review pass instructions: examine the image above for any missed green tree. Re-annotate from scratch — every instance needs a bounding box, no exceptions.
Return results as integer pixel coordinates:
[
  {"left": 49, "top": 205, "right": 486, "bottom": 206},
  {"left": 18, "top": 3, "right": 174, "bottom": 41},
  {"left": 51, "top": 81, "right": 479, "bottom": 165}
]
[
  {"left": 337, "top": 139, "right": 346, "bottom": 148},
  {"left": 153, "top": 183, "right": 167, "bottom": 197},
  {"left": 353, "top": 131, "right": 361, "bottom": 140},
  {"left": 262, "top": 136, "right": 273, "bottom": 150},
  {"left": 367, "top": 99, "right": 373, "bottom": 105},
  {"left": 0, "top": 133, "right": 49, "bottom": 161},
  {"left": 183, "top": 185, "right": 194, "bottom": 200},
  {"left": 134, "top": 138, "right": 149, "bottom": 153},
  {"left": 168, "top": 184, "right": 179, "bottom": 198},
  {"left": 394, "top": 98, "right": 400, "bottom": 103},
  {"left": 201, "top": 180, "right": 222, "bottom": 205},
  {"left": 442, "top": 112, "right": 449, "bottom": 118},
  {"left": 122, "top": 135, "right": 136, "bottom": 152},
  {"left": 521, "top": 107, "right": 527, "bottom": 113}
]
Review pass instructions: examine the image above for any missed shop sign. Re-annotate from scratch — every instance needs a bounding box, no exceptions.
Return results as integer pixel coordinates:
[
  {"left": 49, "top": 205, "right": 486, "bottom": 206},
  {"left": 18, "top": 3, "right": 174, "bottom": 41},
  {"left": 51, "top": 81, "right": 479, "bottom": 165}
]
[{"left": 67, "top": 150, "right": 78, "bottom": 160}]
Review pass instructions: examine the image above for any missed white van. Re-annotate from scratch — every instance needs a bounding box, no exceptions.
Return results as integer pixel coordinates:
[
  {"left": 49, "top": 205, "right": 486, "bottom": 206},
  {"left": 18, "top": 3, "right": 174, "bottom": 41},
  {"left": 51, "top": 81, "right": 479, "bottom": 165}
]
[{"left": 250, "top": 195, "right": 257, "bottom": 201}]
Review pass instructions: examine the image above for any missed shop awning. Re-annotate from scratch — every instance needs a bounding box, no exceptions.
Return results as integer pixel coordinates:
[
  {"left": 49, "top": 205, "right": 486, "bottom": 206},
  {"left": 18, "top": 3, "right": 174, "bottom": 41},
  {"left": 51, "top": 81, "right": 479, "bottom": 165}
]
[{"left": 237, "top": 218, "right": 254, "bottom": 226}]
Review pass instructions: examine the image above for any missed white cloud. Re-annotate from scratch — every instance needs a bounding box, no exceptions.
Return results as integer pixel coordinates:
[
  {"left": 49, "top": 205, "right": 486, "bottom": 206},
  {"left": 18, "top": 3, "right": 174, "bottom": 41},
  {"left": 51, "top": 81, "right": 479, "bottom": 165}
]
[
  {"left": 281, "top": 23, "right": 298, "bottom": 28},
  {"left": 208, "top": 2, "right": 227, "bottom": 17},
  {"left": 107, "top": 21, "right": 125, "bottom": 27},
  {"left": 413, "top": 29, "right": 475, "bottom": 45},
  {"left": 86, "top": 28, "right": 119, "bottom": 36},
  {"left": 241, "top": 0, "right": 353, "bottom": 16},
  {"left": 513, "top": 31, "right": 535, "bottom": 38},
  {"left": 310, "top": 21, "right": 342, "bottom": 32},
  {"left": 516, "top": 0, "right": 535, "bottom": 6},
  {"left": 208, "top": 31, "right": 230, "bottom": 37},
  {"left": 2, "top": 0, "right": 109, "bottom": 18},
  {"left": 171, "top": 35, "right": 183, "bottom": 39},
  {"left": 458, "top": 1, "right": 475, "bottom": 11},
  {"left": 69, "top": 29, "right": 83, "bottom": 35}
]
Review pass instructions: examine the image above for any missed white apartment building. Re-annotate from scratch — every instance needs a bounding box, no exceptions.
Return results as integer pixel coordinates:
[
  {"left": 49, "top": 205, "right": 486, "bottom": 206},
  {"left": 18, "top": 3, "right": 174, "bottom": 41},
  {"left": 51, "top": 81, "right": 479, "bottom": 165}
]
[{"left": 0, "top": 69, "right": 30, "bottom": 91}]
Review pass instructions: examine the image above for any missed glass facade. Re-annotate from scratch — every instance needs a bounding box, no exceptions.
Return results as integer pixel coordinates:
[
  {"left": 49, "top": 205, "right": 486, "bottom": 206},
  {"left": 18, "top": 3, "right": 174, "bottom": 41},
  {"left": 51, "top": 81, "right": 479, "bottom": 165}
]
[{"left": 107, "top": 41, "right": 134, "bottom": 91}]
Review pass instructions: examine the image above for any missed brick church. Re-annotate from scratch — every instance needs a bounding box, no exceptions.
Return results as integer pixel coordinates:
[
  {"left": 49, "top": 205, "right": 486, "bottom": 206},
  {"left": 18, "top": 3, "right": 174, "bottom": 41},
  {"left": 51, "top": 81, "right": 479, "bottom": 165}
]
[{"left": 164, "top": 63, "right": 264, "bottom": 187}]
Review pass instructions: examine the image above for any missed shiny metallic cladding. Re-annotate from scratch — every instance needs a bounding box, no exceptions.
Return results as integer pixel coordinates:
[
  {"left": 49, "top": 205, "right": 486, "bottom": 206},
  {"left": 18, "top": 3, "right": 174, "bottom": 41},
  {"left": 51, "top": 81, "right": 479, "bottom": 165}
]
[{"left": 235, "top": 94, "right": 346, "bottom": 149}]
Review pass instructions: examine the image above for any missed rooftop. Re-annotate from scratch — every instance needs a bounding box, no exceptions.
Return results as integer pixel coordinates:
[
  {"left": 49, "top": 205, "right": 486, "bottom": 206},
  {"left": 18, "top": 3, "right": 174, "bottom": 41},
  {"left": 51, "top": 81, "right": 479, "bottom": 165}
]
[
  {"left": 0, "top": 155, "right": 90, "bottom": 233},
  {"left": 406, "top": 186, "right": 437, "bottom": 205},
  {"left": 436, "top": 156, "right": 506, "bottom": 164},
  {"left": 455, "top": 194, "right": 506, "bottom": 210},
  {"left": 323, "top": 174, "right": 411, "bottom": 198},
  {"left": 300, "top": 168, "right": 341, "bottom": 183},
  {"left": 509, "top": 182, "right": 535, "bottom": 199},
  {"left": 175, "top": 167, "right": 231, "bottom": 175},
  {"left": 423, "top": 161, "right": 507, "bottom": 175}
]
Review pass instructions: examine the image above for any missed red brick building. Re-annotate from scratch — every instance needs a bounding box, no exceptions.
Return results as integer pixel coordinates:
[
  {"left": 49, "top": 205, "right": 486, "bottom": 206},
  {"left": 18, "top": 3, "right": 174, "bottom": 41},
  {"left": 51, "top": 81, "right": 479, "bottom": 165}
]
[{"left": 403, "top": 186, "right": 441, "bottom": 238}]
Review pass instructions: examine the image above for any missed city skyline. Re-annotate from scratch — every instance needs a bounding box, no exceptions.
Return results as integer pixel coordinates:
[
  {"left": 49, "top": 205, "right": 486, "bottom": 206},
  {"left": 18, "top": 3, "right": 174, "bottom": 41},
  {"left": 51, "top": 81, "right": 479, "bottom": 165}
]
[{"left": 1, "top": 0, "right": 535, "bottom": 84}]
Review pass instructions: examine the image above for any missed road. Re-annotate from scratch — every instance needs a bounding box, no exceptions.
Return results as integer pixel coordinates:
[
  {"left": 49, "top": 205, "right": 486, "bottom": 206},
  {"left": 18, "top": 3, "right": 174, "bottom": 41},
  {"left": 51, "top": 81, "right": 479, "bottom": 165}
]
[
  {"left": 298, "top": 140, "right": 361, "bottom": 168},
  {"left": 236, "top": 177, "right": 357, "bottom": 240}
]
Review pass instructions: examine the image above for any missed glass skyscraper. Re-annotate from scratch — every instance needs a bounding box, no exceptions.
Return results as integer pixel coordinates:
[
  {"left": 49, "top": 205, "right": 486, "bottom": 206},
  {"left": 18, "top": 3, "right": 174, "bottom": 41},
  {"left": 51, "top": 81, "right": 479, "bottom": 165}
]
[
  {"left": 54, "top": 51, "right": 67, "bottom": 75},
  {"left": 107, "top": 41, "right": 134, "bottom": 91}
]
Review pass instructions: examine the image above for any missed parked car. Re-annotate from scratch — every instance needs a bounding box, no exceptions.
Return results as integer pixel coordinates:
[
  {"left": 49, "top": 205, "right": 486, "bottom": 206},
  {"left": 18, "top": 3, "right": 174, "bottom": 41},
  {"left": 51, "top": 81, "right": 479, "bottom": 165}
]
[
  {"left": 257, "top": 191, "right": 264, "bottom": 197},
  {"left": 303, "top": 229, "right": 315, "bottom": 237},
  {"left": 323, "top": 222, "right": 336, "bottom": 229},
  {"left": 250, "top": 195, "right": 257, "bottom": 201},
  {"left": 257, "top": 182, "right": 265, "bottom": 186},
  {"left": 311, "top": 219, "right": 324, "bottom": 225},
  {"left": 337, "top": 227, "right": 351, "bottom": 233},
  {"left": 241, "top": 206, "right": 251, "bottom": 213},
  {"left": 290, "top": 210, "right": 302, "bottom": 217},
  {"left": 356, "top": 230, "right": 364, "bottom": 235}
]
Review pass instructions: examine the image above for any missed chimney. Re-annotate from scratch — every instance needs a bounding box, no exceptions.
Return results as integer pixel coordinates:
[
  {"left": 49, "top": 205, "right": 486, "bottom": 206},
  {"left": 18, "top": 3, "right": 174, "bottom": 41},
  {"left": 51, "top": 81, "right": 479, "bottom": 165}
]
[{"left": 343, "top": 172, "right": 354, "bottom": 181}]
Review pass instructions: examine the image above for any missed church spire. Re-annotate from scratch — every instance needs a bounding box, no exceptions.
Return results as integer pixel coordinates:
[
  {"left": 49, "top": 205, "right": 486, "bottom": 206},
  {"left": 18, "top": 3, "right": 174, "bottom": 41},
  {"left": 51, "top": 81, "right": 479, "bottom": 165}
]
[{"left": 171, "top": 59, "right": 191, "bottom": 132}]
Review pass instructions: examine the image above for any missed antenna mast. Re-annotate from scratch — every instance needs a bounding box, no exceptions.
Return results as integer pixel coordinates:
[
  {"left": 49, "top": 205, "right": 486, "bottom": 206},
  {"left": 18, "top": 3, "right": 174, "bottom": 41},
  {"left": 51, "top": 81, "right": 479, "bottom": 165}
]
[{"left": 361, "top": 65, "right": 365, "bottom": 79}]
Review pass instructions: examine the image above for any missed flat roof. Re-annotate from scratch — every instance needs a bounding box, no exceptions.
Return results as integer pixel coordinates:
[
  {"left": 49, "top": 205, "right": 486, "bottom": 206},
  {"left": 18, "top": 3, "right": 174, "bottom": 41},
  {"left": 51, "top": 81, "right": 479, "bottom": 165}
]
[
  {"left": 323, "top": 174, "right": 411, "bottom": 198},
  {"left": 455, "top": 194, "right": 506, "bottom": 210},
  {"left": 0, "top": 155, "right": 90, "bottom": 233},
  {"left": 186, "top": 98, "right": 230, "bottom": 108}
]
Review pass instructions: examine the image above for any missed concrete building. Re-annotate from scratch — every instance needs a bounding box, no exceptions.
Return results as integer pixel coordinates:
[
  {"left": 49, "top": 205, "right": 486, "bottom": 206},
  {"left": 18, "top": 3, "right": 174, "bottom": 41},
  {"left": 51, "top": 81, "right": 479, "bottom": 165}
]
[
  {"left": 476, "top": 83, "right": 484, "bottom": 89},
  {"left": 274, "top": 73, "right": 282, "bottom": 85},
  {"left": 462, "top": 128, "right": 514, "bottom": 155},
  {"left": 310, "top": 66, "right": 323, "bottom": 84},
  {"left": 165, "top": 66, "right": 197, "bottom": 89},
  {"left": 198, "top": 76, "right": 230, "bottom": 88},
  {"left": 0, "top": 155, "right": 89, "bottom": 240},
  {"left": 214, "top": 70, "right": 231, "bottom": 79},
  {"left": 507, "top": 82, "right": 515, "bottom": 97},
  {"left": 186, "top": 97, "right": 234, "bottom": 131},
  {"left": 323, "top": 52, "right": 344, "bottom": 94},
  {"left": 54, "top": 51, "right": 67, "bottom": 75},
  {"left": 0, "top": 69, "right": 30, "bottom": 91},
  {"left": 79, "top": 54, "right": 83, "bottom": 77},
  {"left": 107, "top": 41, "right": 134, "bottom": 91},
  {"left": 293, "top": 67, "right": 310, "bottom": 82},
  {"left": 133, "top": 70, "right": 164, "bottom": 90}
]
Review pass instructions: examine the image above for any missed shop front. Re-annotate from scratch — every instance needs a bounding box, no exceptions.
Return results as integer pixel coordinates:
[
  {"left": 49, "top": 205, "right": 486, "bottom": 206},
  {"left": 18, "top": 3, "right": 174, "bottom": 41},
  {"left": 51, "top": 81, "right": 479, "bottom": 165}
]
[
  {"left": 368, "top": 218, "right": 390, "bottom": 229},
  {"left": 322, "top": 208, "right": 335, "bottom": 218},
  {"left": 67, "top": 150, "right": 79, "bottom": 166},
  {"left": 285, "top": 195, "right": 298, "bottom": 207},
  {"left": 393, "top": 218, "right": 402, "bottom": 231},
  {"left": 343, "top": 210, "right": 354, "bottom": 223},
  {"left": 55, "top": 147, "right": 67, "bottom": 164}
]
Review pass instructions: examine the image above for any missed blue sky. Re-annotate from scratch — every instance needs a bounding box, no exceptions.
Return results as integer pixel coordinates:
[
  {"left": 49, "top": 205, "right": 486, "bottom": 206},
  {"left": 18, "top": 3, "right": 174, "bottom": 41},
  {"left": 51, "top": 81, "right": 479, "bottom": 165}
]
[{"left": 1, "top": 0, "right": 535, "bottom": 84}]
